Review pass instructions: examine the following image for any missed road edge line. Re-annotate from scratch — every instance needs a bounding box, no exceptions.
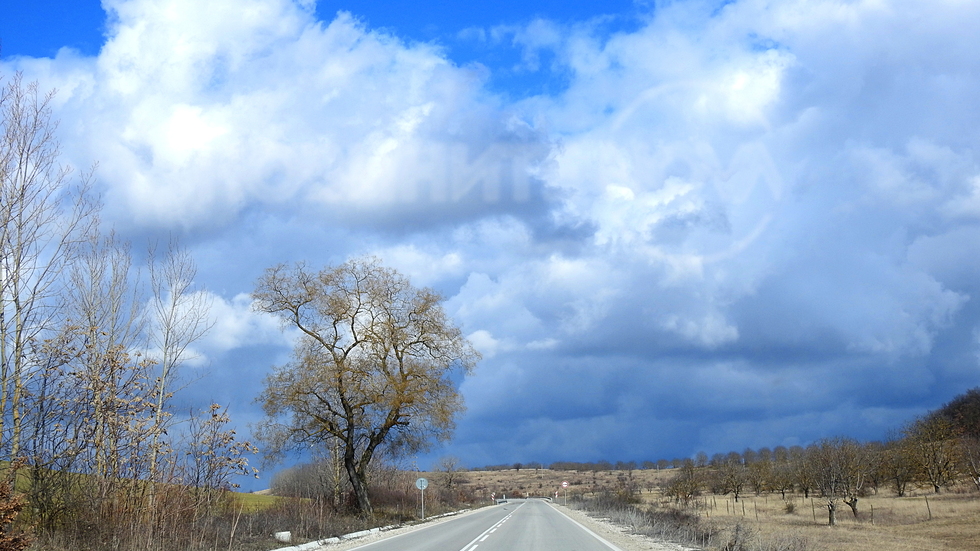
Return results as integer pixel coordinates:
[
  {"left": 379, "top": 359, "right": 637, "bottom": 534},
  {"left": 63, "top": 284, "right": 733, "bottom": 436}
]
[{"left": 547, "top": 503, "right": 625, "bottom": 551}]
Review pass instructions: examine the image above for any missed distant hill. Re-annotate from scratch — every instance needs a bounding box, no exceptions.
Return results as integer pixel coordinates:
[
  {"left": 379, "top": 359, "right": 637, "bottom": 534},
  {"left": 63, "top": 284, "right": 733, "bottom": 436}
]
[{"left": 932, "top": 387, "right": 980, "bottom": 439}]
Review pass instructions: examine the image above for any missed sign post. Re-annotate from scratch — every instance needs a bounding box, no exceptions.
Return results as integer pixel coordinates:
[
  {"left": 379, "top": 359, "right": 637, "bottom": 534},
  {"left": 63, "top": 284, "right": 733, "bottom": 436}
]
[
  {"left": 561, "top": 480, "right": 569, "bottom": 506},
  {"left": 415, "top": 477, "right": 429, "bottom": 519}
]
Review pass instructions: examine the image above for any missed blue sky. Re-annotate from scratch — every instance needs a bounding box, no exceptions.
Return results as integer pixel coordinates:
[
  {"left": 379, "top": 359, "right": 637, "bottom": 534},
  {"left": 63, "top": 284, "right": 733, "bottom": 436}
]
[{"left": 4, "top": 0, "right": 980, "bottom": 490}]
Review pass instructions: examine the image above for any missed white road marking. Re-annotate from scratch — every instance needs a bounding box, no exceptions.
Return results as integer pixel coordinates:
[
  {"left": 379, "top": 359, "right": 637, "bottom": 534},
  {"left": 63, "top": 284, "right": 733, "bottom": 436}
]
[
  {"left": 457, "top": 502, "right": 525, "bottom": 551},
  {"left": 547, "top": 503, "right": 625, "bottom": 551}
]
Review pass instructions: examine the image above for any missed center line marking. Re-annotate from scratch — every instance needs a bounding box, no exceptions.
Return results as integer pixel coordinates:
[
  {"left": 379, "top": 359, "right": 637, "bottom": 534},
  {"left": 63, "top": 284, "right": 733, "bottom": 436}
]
[{"left": 456, "top": 501, "right": 525, "bottom": 551}]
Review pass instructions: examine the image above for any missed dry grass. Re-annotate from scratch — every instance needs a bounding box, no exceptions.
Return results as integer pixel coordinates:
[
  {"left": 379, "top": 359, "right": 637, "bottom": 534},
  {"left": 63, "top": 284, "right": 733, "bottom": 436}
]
[{"left": 441, "top": 467, "right": 980, "bottom": 550}]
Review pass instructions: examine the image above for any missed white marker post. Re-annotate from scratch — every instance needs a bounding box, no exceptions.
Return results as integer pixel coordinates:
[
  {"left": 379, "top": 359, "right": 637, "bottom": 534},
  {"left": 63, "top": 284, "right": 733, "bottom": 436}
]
[{"left": 416, "top": 477, "right": 429, "bottom": 520}]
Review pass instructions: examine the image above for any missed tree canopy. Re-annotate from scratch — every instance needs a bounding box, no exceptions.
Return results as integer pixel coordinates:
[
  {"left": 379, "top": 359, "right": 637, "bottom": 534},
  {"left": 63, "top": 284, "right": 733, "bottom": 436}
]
[{"left": 254, "top": 258, "right": 479, "bottom": 514}]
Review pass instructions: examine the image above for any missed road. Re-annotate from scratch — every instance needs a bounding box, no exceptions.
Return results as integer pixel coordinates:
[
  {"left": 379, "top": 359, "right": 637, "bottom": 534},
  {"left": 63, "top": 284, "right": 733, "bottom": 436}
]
[{"left": 347, "top": 499, "right": 623, "bottom": 551}]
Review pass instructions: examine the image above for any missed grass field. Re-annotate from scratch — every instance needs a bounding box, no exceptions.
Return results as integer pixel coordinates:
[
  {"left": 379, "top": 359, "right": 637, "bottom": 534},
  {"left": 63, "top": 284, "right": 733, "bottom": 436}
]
[
  {"left": 231, "top": 490, "right": 282, "bottom": 513},
  {"left": 433, "top": 466, "right": 980, "bottom": 550}
]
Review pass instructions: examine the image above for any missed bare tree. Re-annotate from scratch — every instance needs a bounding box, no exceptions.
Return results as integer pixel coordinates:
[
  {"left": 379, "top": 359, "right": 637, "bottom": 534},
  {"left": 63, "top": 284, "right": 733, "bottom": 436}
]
[
  {"left": 790, "top": 445, "right": 816, "bottom": 499},
  {"left": 747, "top": 458, "right": 772, "bottom": 495},
  {"left": 769, "top": 460, "right": 795, "bottom": 499},
  {"left": 663, "top": 460, "right": 704, "bottom": 505},
  {"left": 882, "top": 437, "right": 916, "bottom": 497},
  {"left": 254, "top": 258, "right": 479, "bottom": 514},
  {"left": 0, "top": 73, "right": 96, "bottom": 460},
  {"left": 904, "top": 415, "right": 960, "bottom": 493},
  {"left": 436, "top": 456, "right": 465, "bottom": 492},
  {"left": 183, "top": 404, "right": 258, "bottom": 518},
  {"left": 960, "top": 437, "right": 980, "bottom": 492},
  {"left": 713, "top": 453, "right": 747, "bottom": 502},
  {"left": 146, "top": 240, "right": 213, "bottom": 485},
  {"left": 810, "top": 438, "right": 868, "bottom": 525}
]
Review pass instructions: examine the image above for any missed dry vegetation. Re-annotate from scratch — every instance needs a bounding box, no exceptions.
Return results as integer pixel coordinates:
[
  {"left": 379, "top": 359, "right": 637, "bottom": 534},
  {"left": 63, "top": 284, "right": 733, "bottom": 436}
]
[{"left": 440, "top": 466, "right": 980, "bottom": 551}]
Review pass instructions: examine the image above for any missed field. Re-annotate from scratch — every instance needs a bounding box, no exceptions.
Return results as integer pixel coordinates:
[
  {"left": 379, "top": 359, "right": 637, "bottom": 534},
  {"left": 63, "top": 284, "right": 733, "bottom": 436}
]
[{"left": 431, "top": 467, "right": 980, "bottom": 550}]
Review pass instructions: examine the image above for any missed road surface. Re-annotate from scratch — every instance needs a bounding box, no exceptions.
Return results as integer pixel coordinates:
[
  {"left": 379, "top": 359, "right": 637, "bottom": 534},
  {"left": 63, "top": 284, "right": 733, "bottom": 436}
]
[{"left": 347, "top": 499, "right": 622, "bottom": 551}]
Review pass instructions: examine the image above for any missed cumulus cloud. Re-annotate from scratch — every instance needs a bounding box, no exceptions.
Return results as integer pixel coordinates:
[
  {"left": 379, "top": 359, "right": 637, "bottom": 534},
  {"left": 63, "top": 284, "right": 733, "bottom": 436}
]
[
  {"left": 8, "top": 0, "right": 552, "bottom": 231},
  {"left": 438, "top": 0, "right": 980, "bottom": 462},
  {"left": 9, "top": 0, "right": 980, "bottom": 469},
  {"left": 200, "top": 292, "right": 291, "bottom": 353}
]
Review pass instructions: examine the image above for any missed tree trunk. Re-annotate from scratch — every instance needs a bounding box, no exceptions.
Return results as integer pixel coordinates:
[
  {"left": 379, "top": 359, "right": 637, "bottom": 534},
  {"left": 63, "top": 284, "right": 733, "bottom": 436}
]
[
  {"left": 343, "top": 450, "right": 372, "bottom": 515},
  {"left": 827, "top": 500, "right": 837, "bottom": 526},
  {"left": 844, "top": 496, "right": 859, "bottom": 518}
]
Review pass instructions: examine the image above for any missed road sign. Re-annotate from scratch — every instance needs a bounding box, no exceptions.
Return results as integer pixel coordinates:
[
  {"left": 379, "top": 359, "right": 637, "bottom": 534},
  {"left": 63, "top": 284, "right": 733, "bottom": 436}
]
[
  {"left": 416, "top": 477, "right": 429, "bottom": 520},
  {"left": 561, "top": 480, "right": 569, "bottom": 488}
]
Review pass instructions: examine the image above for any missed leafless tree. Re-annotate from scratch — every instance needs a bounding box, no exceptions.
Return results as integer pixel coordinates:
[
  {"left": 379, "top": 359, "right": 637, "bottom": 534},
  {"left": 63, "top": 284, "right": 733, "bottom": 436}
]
[
  {"left": 713, "top": 453, "right": 747, "bottom": 502},
  {"left": 436, "top": 456, "right": 466, "bottom": 492},
  {"left": 877, "top": 436, "right": 914, "bottom": 497},
  {"left": 960, "top": 437, "right": 980, "bottom": 492},
  {"left": 183, "top": 404, "right": 258, "bottom": 519},
  {"left": 810, "top": 438, "right": 868, "bottom": 525},
  {"left": 0, "top": 73, "right": 96, "bottom": 460},
  {"left": 663, "top": 460, "right": 704, "bottom": 505},
  {"left": 747, "top": 458, "right": 772, "bottom": 495},
  {"left": 903, "top": 415, "right": 960, "bottom": 493},
  {"left": 790, "top": 445, "right": 816, "bottom": 499},
  {"left": 769, "top": 460, "right": 795, "bottom": 499},
  {"left": 147, "top": 240, "right": 214, "bottom": 485},
  {"left": 254, "top": 258, "right": 479, "bottom": 514}
]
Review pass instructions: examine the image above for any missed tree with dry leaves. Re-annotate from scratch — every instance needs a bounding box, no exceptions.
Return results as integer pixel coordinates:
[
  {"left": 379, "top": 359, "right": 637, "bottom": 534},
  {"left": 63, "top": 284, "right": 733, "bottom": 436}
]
[
  {"left": 184, "top": 404, "right": 258, "bottom": 519},
  {"left": 254, "top": 258, "right": 479, "bottom": 514}
]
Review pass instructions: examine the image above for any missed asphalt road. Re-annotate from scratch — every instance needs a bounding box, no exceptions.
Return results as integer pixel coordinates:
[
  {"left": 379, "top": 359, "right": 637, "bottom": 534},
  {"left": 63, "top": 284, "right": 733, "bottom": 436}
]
[{"left": 347, "top": 499, "right": 623, "bottom": 551}]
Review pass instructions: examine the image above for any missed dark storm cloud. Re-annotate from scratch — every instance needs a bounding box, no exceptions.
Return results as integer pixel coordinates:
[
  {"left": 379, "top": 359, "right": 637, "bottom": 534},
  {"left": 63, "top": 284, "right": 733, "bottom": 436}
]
[{"left": 7, "top": 0, "right": 980, "bottom": 474}]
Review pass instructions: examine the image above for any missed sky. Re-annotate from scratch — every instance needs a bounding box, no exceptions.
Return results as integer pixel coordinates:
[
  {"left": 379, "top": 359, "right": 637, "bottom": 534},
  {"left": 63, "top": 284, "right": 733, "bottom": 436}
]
[{"left": 3, "top": 0, "right": 980, "bottom": 489}]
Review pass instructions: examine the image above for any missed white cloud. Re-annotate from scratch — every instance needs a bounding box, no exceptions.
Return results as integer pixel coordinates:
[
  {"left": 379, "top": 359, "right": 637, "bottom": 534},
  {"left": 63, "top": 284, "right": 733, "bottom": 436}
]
[
  {"left": 201, "top": 292, "right": 291, "bottom": 353},
  {"left": 7, "top": 0, "right": 550, "bottom": 231},
  {"left": 9, "top": 0, "right": 980, "bottom": 466}
]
